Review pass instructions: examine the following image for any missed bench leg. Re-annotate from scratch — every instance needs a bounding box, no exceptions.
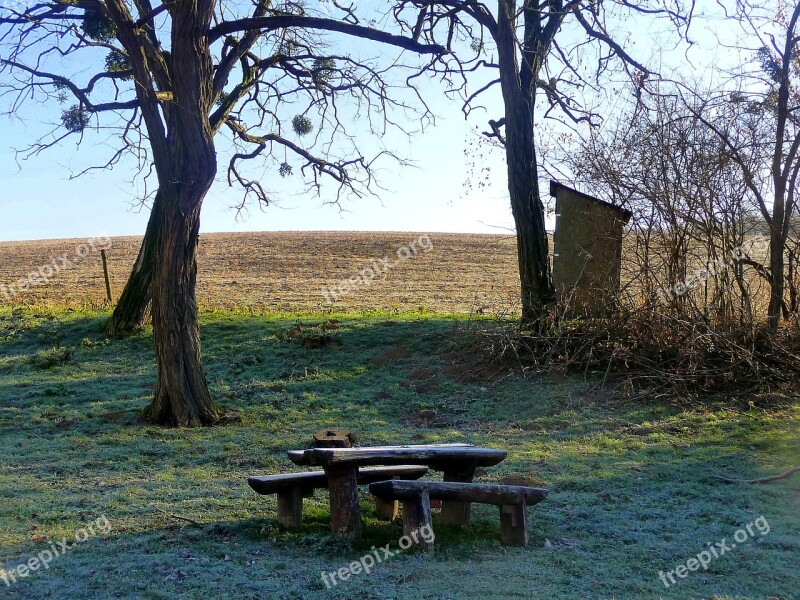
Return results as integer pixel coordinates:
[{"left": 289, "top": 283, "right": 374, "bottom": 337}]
[
  {"left": 325, "top": 465, "right": 362, "bottom": 540},
  {"left": 374, "top": 498, "right": 399, "bottom": 521},
  {"left": 374, "top": 473, "right": 402, "bottom": 520},
  {"left": 499, "top": 503, "right": 528, "bottom": 546},
  {"left": 276, "top": 486, "right": 304, "bottom": 527},
  {"left": 402, "top": 491, "right": 434, "bottom": 553},
  {"left": 440, "top": 465, "right": 476, "bottom": 527}
]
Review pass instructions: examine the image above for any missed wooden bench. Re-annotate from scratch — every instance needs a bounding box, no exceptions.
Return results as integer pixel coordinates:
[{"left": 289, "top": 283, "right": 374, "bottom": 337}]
[
  {"left": 248, "top": 466, "right": 429, "bottom": 526},
  {"left": 289, "top": 444, "right": 508, "bottom": 539},
  {"left": 369, "top": 480, "right": 548, "bottom": 551}
]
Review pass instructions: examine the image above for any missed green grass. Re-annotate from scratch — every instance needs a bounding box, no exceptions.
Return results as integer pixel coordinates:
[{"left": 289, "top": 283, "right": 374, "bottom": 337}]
[{"left": 0, "top": 306, "right": 797, "bottom": 599}]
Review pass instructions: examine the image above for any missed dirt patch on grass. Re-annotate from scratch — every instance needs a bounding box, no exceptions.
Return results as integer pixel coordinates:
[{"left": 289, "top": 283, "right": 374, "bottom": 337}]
[
  {"left": 371, "top": 345, "right": 407, "bottom": 365},
  {"left": 405, "top": 409, "right": 462, "bottom": 428}
]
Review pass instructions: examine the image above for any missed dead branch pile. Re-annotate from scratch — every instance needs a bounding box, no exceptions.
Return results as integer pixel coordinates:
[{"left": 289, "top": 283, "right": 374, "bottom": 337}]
[{"left": 457, "top": 307, "right": 800, "bottom": 398}]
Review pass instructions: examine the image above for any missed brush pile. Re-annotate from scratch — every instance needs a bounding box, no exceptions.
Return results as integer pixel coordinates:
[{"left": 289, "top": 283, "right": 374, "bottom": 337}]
[{"left": 458, "top": 306, "right": 800, "bottom": 399}]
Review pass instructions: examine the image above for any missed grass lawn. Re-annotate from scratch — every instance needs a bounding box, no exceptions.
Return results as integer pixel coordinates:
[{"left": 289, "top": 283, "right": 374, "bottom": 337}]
[{"left": 0, "top": 307, "right": 797, "bottom": 599}]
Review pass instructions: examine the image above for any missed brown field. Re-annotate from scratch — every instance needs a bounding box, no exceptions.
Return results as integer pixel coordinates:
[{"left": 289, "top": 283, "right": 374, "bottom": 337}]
[{"left": 0, "top": 232, "right": 522, "bottom": 314}]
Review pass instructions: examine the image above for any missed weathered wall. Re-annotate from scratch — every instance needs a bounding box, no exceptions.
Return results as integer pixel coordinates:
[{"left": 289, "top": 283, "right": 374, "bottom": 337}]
[{"left": 551, "top": 184, "right": 628, "bottom": 316}]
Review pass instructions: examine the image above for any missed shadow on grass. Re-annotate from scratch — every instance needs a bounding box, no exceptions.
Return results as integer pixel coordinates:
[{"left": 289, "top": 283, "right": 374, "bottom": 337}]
[{"left": 0, "top": 308, "right": 797, "bottom": 599}]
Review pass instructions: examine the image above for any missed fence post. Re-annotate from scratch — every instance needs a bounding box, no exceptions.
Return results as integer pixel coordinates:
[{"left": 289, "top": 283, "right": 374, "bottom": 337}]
[{"left": 100, "top": 249, "right": 113, "bottom": 304}]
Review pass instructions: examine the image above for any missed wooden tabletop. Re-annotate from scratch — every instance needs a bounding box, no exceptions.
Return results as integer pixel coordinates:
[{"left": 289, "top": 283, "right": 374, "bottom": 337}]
[{"left": 287, "top": 443, "right": 507, "bottom": 469}]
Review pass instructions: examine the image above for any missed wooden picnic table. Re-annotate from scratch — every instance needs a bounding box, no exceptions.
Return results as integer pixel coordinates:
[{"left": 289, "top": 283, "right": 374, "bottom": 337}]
[{"left": 288, "top": 443, "right": 508, "bottom": 539}]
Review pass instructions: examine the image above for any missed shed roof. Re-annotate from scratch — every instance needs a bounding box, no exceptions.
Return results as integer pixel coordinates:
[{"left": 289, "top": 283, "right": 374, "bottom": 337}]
[{"left": 549, "top": 180, "right": 633, "bottom": 223}]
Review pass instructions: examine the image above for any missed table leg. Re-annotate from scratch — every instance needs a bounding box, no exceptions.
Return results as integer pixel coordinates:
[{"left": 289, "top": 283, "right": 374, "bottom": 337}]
[
  {"left": 439, "top": 464, "right": 476, "bottom": 526},
  {"left": 325, "top": 465, "right": 361, "bottom": 540}
]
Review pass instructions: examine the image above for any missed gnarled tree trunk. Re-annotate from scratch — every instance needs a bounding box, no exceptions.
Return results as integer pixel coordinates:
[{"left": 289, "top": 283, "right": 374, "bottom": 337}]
[
  {"left": 104, "top": 191, "right": 162, "bottom": 337},
  {"left": 143, "top": 188, "right": 220, "bottom": 426}
]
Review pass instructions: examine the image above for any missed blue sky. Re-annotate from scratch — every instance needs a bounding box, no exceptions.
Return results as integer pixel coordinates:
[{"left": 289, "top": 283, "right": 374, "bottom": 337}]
[
  {"left": 0, "top": 1, "right": 748, "bottom": 242},
  {"left": 0, "top": 13, "right": 517, "bottom": 244},
  {"left": 0, "top": 87, "right": 517, "bottom": 241}
]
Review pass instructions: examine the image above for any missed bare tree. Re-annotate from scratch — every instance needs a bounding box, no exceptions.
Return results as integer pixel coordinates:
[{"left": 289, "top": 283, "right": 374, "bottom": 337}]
[
  {"left": 680, "top": 0, "right": 800, "bottom": 331},
  {"left": 392, "top": 0, "right": 693, "bottom": 323},
  {"left": 1, "top": 1, "right": 444, "bottom": 425},
  {"left": 568, "top": 88, "right": 767, "bottom": 324},
  {"left": 98, "top": 12, "right": 446, "bottom": 336}
]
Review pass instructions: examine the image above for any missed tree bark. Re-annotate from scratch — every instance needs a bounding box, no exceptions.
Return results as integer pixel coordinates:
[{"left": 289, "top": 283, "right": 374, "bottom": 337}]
[
  {"left": 104, "top": 191, "right": 162, "bottom": 337},
  {"left": 505, "top": 118, "right": 554, "bottom": 324}
]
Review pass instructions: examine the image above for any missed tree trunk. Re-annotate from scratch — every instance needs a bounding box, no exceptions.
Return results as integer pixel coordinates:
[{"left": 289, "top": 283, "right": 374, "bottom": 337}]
[
  {"left": 495, "top": 0, "right": 555, "bottom": 324},
  {"left": 506, "top": 132, "right": 554, "bottom": 323},
  {"left": 788, "top": 247, "right": 798, "bottom": 315},
  {"left": 142, "top": 188, "right": 220, "bottom": 426},
  {"left": 104, "top": 191, "right": 162, "bottom": 337},
  {"left": 138, "top": 0, "right": 221, "bottom": 426},
  {"left": 767, "top": 225, "right": 784, "bottom": 332},
  {"left": 767, "top": 165, "right": 788, "bottom": 331}
]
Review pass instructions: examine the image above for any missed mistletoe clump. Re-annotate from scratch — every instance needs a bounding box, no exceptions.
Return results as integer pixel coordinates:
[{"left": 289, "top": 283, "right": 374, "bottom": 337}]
[
  {"left": 756, "top": 46, "right": 782, "bottom": 83},
  {"left": 312, "top": 58, "right": 336, "bottom": 82},
  {"left": 61, "top": 105, "right": 90, "bottom": 133},
  {"left": 278, "top": 39, "right": 301, "bottom": 57},
  {"left": 81, "top": 8, "right": 117, "bottom": 42},
  {"left": 104, "top": 50, "right": 132, "bottom": 79},
  {"left": 292, "top": 114, "right": 313, "bottom": 136}
]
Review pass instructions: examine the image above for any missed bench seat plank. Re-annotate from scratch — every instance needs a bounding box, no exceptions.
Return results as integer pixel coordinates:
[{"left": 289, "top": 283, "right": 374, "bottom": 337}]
[
  {"left": 369, "top": 480, "right": 548, "bottom": 506},
  {"left": 248, "top": 465, "right": 430, "bottom": 495},
  {"left": 248, "top": 471, "right": 328, "bottom": 495}
]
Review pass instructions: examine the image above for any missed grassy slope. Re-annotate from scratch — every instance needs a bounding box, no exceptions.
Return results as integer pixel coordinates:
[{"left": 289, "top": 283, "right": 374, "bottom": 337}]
[{"left": 0, "top": 307, "right": 797, "bottom": 600}]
